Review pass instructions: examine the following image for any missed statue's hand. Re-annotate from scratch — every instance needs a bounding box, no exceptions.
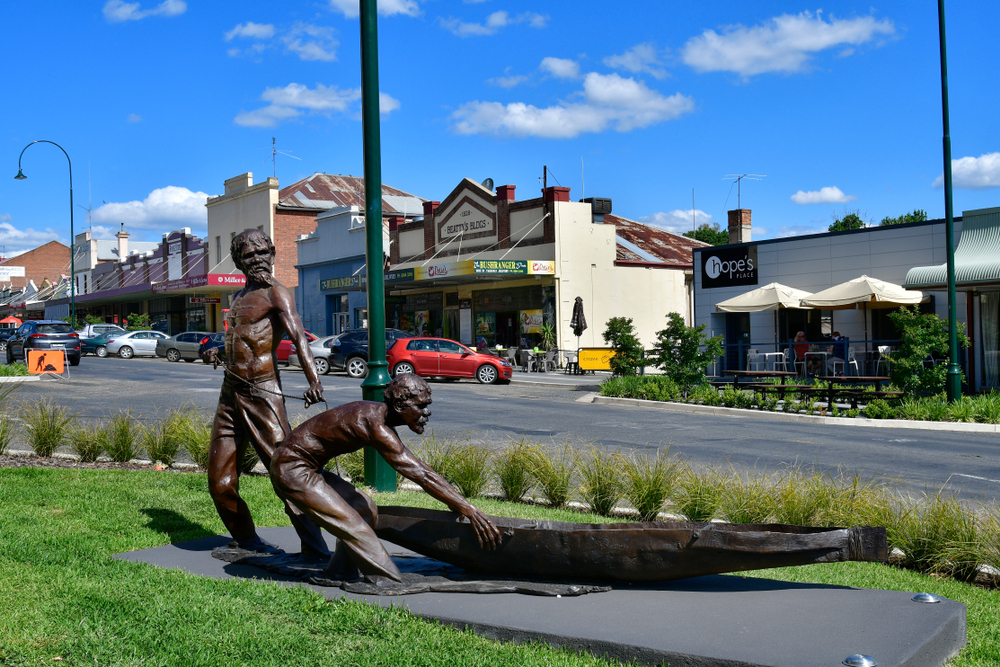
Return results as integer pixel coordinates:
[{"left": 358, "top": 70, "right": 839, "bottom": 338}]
[
  {"left": 304, "top": 382, "right": 324, "bottom": 408},
  {"left": 462, "top": 506, "right": 501, "bottom": 551},
  {"left": 204, "top": 346, "right": 220, "bottom": 369}
]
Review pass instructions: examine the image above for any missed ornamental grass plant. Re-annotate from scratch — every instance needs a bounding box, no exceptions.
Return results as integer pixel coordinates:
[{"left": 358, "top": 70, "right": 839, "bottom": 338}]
[
  {"left": 20, "top": 397, "right": 73, "bottom": 457},
  {"left": 772, "top": 468, "right": 841, "bottom": 527},
  {"left": 68, "top": 422, "right": 106, "bottom": 463},
  {"left": 718, "top": 466, "right": 776, "bottom": 524},
  {"left": 104, "top": 410, "right": 141, "bottom": 463},
  {"left": 446, "top": 444, "right": 493, "bottom": 498},
  {"left": 577, "top": 447, "right": 625, "bottom": 517},
  {"left": 527, "top": 443, "right": 577, "bottom": 508},
  {"left": 141, "top": 411, "right": 184, "bottom": 467},
  {"left": 895, "top": 487, "right": 980, "bottom": 580},
  {"left": 176, "top": 411, "right": 213, "bottom": 469},
  {"left": 493, "top": 437, "right": 538, "bottom": 503},
  {"left": 672, "top": 465, "right": 723, "bottom": 522},
  {"left": 0, "top": 362, "right": 29, "bottom": 377},
  {"left": 329, "top": 448, "right": 366, "bottom": 485},
  {"left": 621, "top": 447, "right": 681, "bottom": 521}
]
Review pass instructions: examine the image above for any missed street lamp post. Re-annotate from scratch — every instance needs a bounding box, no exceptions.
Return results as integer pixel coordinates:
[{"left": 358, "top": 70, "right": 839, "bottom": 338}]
[
  {"left": 937, "top": 1, "right": 962, "bottom": 402},
  {"left": 15, "top": 140, "right": 76, "bottom": 328}
]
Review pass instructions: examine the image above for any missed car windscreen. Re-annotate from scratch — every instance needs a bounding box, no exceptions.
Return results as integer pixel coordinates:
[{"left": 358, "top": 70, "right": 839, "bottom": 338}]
[{"left": 37, "top": 324, "right": 74, "bottom": 334}]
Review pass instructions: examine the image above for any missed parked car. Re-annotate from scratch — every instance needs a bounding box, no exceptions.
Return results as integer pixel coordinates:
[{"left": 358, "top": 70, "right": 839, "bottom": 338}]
[
  {"left": 5, "top": 320, "right": 82, "bottom": 366},
  {"left": 156, "top": 331, "right": 212, "bottom": 362},
  {"left": 76, "top": 323, "right": 126, "bottom": 339},
  {"left": 106, "top": 330, "right": 169, "bottom": 358},
  {"left": 198, "top": 332, "right": 225, "bottom": 364},
  {"left": 386, "top": 336, "right": 512, "bottom": 384},
  {"left": 81, "top": 332, "right": 118, "bottom": 357},
  {"left": 321, "top": 328, "right": 415, "bottom": 378},
  {"left": 288, "top": 335, "right": 339, "bottom": 375},
  {"left": 276, "top": 330, "right": 317, "bottom": 365},
  {"left": 0, "top": 329, "right": 15, "bottom": 353}
]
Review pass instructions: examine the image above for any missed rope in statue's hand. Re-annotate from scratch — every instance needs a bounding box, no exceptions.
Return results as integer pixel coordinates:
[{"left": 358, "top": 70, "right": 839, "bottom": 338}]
[{"left": 212, "top": 353, "right": 329, "bottom": 410}]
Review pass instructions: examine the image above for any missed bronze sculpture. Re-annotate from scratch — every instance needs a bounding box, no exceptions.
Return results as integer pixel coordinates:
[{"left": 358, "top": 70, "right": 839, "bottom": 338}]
[
  {"left": 269, "top": 374, "right": 500, "bottom": 585},
  {"left": 205, "top": 229, "right": 328, "bottom": 558}
]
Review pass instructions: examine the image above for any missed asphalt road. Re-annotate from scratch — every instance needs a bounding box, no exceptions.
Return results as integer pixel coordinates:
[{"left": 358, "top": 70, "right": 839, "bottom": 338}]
[{"left": 6, "top": 355, "right": 1000, "bottom": 503}]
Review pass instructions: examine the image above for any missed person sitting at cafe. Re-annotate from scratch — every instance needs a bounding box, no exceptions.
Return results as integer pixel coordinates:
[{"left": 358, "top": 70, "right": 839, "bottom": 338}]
[
  {"left": 826, "top": 331, "right": 847, "bottom": 375},
  {"left": 793, "top": 331, "right": 811, "bottom": 374}
]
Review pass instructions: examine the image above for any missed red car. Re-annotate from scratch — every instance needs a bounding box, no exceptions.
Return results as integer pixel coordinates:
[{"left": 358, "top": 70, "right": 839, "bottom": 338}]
[
  {"left": 277, "top": 331, "right": 317, "bottom": 364},
  {"left": 387, "top": 337, "right": 512, "bottom": 384}
]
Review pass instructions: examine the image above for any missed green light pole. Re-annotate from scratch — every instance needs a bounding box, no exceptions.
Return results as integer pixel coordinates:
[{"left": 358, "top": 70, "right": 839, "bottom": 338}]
[
  {"left": 359, "top": 0, "right": 396, "bottom": 491},
  {"left": 15, "top": 140, "right": 76, "bottom": 328},
  {"left": 937, "top": 0, "right": 962, "bottom": 401}
]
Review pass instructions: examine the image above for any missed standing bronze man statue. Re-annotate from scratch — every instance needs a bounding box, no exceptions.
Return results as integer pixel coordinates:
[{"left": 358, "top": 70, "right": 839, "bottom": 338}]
[{"left": 206, "top": 229, "right": 328, "bottom": 557}]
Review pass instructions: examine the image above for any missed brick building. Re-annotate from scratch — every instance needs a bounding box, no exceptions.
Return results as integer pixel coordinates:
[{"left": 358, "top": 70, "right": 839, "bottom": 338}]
[{"left": 0, "top": 240, "right": 70, "bottom": 290}]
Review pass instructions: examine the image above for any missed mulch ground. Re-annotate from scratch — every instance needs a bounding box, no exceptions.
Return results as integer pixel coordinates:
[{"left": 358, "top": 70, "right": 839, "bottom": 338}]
[{"left": 0, "top": 453, "right": 197, "bottom": 473}]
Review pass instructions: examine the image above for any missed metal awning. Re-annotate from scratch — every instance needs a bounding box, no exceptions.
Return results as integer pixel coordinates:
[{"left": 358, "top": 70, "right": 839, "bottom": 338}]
[{"left": 905, "top": 206, "right": 1000, "bottom": 289}]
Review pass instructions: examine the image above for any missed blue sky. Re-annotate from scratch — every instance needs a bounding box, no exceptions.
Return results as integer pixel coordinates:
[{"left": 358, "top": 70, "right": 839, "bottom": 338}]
[{"left": 2, "top": 1, "right": 998, "bottom": 257}]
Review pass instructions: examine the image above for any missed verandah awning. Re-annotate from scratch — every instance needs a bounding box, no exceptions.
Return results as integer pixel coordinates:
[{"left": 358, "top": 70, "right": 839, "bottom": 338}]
[{"left": 905, "top": 207, "right": 1000, "bottom": 289}]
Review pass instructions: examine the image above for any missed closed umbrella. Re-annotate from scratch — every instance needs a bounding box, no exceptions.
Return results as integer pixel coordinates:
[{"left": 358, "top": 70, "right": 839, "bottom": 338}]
[
  {"left": 800, "top": 275, "right": 924, "bottom": 359},
  {"left": 716, "top": 282, "right": 813, "bottom": 347},
  {"left": 570, "top": 296, "right": 587, "bottom": 338}
]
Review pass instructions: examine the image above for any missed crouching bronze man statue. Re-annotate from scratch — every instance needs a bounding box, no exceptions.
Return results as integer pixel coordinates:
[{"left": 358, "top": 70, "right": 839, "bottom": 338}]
[
  {"left": 270, "top": 374, "right": 501, "bottom": 585},
  {"left": 206, "top": 229, "right": 328, "bottom": 558}
]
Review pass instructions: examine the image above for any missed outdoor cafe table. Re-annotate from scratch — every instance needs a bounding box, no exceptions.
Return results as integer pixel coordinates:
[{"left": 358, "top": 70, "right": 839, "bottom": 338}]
[
  {"left": 724, "top": 370, "right": 798, "bottom": 388},
  {"left": 816, "top": 376, "right": 893, "bottom": 410}
]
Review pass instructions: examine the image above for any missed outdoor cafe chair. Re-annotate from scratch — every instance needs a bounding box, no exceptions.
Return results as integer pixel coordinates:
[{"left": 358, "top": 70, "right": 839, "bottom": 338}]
[
  {"left": 520, "top": 349, "right": 537, "bottom": 372},
  {"left": 564, "top": 350, "right": 580, "bottom": 374},
  {"left": 506, "top": 347, "right": 519, "bottom": 365},
  {"left": 541, "top": 349, "right": 558, "bottom": 372},
  {"left": 773, "top": 348, "right": 791, "bottom": 372},
  {"left": 747, "top": 349, "right": 763, "bottom": 371},
  {"left": 875, "top": 345, "right": 892, "bottom": 376},
  {"left": 831, "top": 347, "right": 860, "bottom": 376}
]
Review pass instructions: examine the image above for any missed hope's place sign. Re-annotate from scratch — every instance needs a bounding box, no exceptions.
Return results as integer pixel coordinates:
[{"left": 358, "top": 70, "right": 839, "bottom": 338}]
[{"left": 701, "top": 245, "right": 758, "bottom": 288}]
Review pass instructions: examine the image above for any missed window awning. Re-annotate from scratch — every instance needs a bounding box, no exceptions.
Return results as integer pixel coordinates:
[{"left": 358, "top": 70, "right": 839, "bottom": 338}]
[{"left": 905, "top": 207, "right": 1000, "bottom": 289}]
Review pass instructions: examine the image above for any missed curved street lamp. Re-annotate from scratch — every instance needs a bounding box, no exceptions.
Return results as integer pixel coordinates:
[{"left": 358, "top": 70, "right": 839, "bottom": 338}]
[{"left": 14, "top": 140, "right": 76, "bottom": 328}]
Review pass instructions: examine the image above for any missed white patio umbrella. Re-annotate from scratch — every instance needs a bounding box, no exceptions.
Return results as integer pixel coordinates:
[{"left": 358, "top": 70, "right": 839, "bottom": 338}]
[
  {"left": 800, "top": 275, "right": 924, "bottom": 356},
  {"left": 716, "top": 282, "right": 814, "bottom": 346}
]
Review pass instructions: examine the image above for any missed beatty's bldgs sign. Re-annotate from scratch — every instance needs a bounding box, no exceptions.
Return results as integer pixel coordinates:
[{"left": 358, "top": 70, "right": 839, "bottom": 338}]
[{"left": 701, "top": 245, "right": 758, "bottom": 288}]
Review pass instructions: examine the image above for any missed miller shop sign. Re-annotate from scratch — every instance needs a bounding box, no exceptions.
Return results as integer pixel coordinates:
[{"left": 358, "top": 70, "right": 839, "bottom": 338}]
[{"left": 701, "top": 245, "right": 758, "bottom": 288}]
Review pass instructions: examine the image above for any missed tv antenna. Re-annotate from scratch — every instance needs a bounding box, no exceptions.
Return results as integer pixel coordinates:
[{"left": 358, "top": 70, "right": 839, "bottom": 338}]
[
  {"left": 723, "top": 174, "right": 766, "bottom": 210},
  {"left": 261, "top": 137, "right": 301, "bottom": 178}
]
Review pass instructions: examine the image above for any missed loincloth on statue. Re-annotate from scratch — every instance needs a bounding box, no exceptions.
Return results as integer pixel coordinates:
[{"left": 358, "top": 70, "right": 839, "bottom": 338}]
[{"left": 214, "top": 372, "right": 290, "bottom": 449}]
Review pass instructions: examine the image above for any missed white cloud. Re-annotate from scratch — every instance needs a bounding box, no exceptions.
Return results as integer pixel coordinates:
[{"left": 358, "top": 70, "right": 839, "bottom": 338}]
[
  {"left": 934, "top": 152, "right": 1000, "bottom": 190},
  {"left": 236, "top": 83, "right": 399, "bottom": 128},
  {"left": 603, "top": 43, "right": 667, "bottom": 80},
  {"left": 225, "top": 22, "right": 275, "bottom": 41},
  {"left": 441, "top": 11, "right": 546, "bottom": 37},
  {"left": 0, "top": 214, "right": 11, "bottom": 222},
  {"left": 489, "top": 74, "right": 528, "bottom": 88},
  {"left": 540, "top": 57, "right": 579, "bottom": 79},
  {"left": 282, "top": 23, "right": 338, "bottom": 61},
  {"left": 126, "top": 113, "right": 142, "bottom": 123},
  {"left": 91, "top": 186, "right": 210, "bottom": 232},
  {"left": 103, "top": 0, "right": 186, "bottom": 23},
  {"left": 639, "top": 210, "right": 715, "bottom": 235},
  {"left": 681, "top": 11, "right": 895, "bottom": 77},
  {"left": 790, "top": 186, "right": 857, "bottom": 205},
  {"left": 0, "top": 222, "right": 66, "bottom": 255},
  {"left": 451, "top": 72, "right": 694, "bottom": 138},
  {"left": 328, "top": 0, "right": 419, "bottom": 18}
]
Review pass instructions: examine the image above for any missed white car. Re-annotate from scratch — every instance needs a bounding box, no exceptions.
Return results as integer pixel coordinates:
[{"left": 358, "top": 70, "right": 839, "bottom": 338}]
[
  {"left": 105, "top": 330, "right": 169, "bottom": 359},
  {"left": 288, "top": 335, "right": 338, "bottom": 375}
]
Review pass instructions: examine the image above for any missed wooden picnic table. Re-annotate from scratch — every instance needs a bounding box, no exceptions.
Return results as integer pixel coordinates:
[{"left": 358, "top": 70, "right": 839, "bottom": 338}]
[
  {"left": 816, "top": 376, "right": 895, "bottom": 410},
  {"left": 724, "top": 370, "right": 798, "bottom": 388}
]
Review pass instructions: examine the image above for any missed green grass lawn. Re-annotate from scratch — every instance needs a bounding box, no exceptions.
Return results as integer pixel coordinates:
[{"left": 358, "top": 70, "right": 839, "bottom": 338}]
[{"left": 1, "top": 468, "right": 997, "bottom": 666}]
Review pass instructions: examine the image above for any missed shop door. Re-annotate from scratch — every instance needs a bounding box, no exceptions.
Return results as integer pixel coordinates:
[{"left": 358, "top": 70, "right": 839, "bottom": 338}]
[
  {"left": 332, "top": 313, "right": 350, "bottom": 335},
  {"left": 725, "top": 312, "right": 751, "bottom": 370},
  {"left": 444, "top": 309, "right": 460, "bottom": 341},
  {"left": 496, "top": 311, "right": 518, "bottom": 347}
]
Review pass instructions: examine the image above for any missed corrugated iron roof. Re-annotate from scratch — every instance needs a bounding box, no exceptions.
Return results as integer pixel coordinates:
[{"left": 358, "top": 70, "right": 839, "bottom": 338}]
[
  {"left": 607, "top": 213, "right": 709, "bottom": 265},
  {"left": 277, "top": 173, "right": 425, "bottom": 214}
]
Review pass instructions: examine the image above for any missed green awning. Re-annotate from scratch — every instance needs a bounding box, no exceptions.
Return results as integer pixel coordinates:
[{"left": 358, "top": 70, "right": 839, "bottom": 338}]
[{"left": 905, "top": 207, "right": 1000, "bottom": 289}]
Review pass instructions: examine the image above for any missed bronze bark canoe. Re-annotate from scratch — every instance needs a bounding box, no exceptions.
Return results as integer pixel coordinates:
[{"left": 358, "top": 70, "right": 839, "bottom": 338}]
[{"left": 375, "top": 506, "right": 887, "bottom": 583}]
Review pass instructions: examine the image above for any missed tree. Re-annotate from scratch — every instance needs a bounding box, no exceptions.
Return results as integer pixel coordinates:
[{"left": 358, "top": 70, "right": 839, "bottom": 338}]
[
  {"left": 880, "top": 209, "right": 928, "bottom": 226},
  {"left": 886, "top": 307, "right": 969, "bottom": 396},
  {"left": 828, "top": 209, "right": 867, "bottom": 232},
  {"left": 126, "top": 313, "right": 152, "bottom": 331},
  {"left": 649, "top": 313, "right": 724, "bottom": 389},
  {"left": 683, "top": 223, "right": 729, "bottom": 246},
  {"left": 602, "top": 316, "right": 645, "bottom": 377}
]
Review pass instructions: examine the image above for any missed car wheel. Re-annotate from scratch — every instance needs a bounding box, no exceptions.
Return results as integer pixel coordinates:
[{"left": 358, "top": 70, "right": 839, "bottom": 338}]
[
  {"left": 0, "top": 341, "right": 6, "bottom": 353},
  {"left": 69, "top": 356, "right": 80, "bottom": 367},
  {"left": 96, "top": 346, "right": 108, "bottom": 358},
  {"left": 184, "top": 358, "right": 195, "bottom": 363},
  {"left": 315, "top": 357, "right": 330, "bottom": 375},
  {"left": 5, "top": 347, "right": 12, "bottom": 365},
  {"left": 166, "top": 348, "right": 181, "bottom": 362},
  {"left": 393, "top": 362, "right": 416, "bottom": 377},
  {"left": 346, "top": 356, "right": 368, "bottom": 379},
  {"left": 119, "top": 346, "right": 134, "bottom": 359},
  {"left": 476, "top": 364, "right": 499, "bottom": 384}
]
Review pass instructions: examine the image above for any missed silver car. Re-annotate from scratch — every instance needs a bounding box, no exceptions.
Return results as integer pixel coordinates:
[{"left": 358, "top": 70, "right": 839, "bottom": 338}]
[
  {"left": 156, "top": 331, "right": 212, "bottom": 362},
  {"left": 288, "top": 335, "right": 338, "bottom": 375},
  {"left": 105, "top": 330, "right": 169, "bottom": 359}
]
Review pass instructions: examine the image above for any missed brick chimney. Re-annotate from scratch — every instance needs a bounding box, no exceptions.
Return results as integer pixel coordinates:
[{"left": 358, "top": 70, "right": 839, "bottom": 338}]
[
  {"left": 116, "top": 224, "right": 130, "bottom": 260},
  {"left": 727, "top": 209, "right": 751, "bottom": 245}
]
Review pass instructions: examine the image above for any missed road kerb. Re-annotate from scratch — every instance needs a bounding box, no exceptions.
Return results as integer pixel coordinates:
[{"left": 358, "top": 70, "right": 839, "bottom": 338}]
[{"left": 591, "top": 395, "right": 1000, "bottom": 434}]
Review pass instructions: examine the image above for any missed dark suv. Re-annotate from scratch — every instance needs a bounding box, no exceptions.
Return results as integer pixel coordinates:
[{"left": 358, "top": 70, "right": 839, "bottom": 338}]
[
  {"left": 330, "top": 328, "right": 414, "bottom": 378},
  {"left": 5, "top": 320, "right": 82, "bottom": 366}
]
